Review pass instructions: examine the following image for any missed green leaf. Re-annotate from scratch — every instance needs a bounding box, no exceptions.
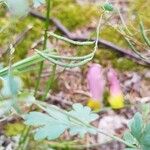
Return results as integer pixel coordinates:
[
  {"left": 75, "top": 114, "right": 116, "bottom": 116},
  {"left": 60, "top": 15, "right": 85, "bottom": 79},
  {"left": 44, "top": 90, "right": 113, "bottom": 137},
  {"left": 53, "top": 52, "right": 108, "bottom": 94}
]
[
  {"left": 0, "top": 93, "right": 35, "bottom": 117},
  {"left": 123, "top": 131, "right": 138, "bottom": 145},
  {"left": 129, "top": 112, "right": 143, "bottom": 139},
  {"left": 33, "top": 0, "right": 45, "bottom": 8},
  {"left": 5, "top": 0, "right": 29, "bottom": 17},
  {"left": 45, "top": 106, "right": 70, "bottom": 124},
  {"left": 68, "top": 103, "right": 98, "bottom": 137},
  {"left": 140, "top": 124, "right": 150, "bottom": 146},
  {"left": 141, "top": 103, "right": 150, "bottom": 120},
  {"left": 0, "top": 100, "right": 12, "bottom": 117},
  {"left": 34, "top": 124, "right": 66, "bottom": 140},
  {"left": 141, "top": 145, "right": 150, "bottom": 150},
  {"left": 24, "top": 103, "right": 99, "bottom": 140},
  {"left": 18, "top": 92, "right": 36, "bottom": 106},
  {"left": 0, "top": 75, "right": 22, "bottom": 97},
  {"left": 125, "top": 148, "right": 138, "bottom": 150},
  {"left": 24, "top": 112, "right": 68, "bottom": 140},
  {"left": 69, "top": 103, "right": 99, "bottom": 123}
]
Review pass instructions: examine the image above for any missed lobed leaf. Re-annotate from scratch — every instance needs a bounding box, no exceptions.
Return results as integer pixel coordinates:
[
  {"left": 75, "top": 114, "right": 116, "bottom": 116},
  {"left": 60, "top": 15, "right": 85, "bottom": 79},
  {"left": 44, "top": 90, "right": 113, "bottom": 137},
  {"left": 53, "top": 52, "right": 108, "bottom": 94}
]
[
  {"left": 123, "top": 131, "right": 138, "bottom": 146},
  {"left": 24, "top": 111, "right": 69, "bottom": 140},
  {"left": 129, "top": 112, "right": 143, "bottom": 140},
  {"left": 24, "top": 103, "right": 99, "bottom": 140},
  {"left": 140, "top": 124, "right": 150, "bottom": 146}
]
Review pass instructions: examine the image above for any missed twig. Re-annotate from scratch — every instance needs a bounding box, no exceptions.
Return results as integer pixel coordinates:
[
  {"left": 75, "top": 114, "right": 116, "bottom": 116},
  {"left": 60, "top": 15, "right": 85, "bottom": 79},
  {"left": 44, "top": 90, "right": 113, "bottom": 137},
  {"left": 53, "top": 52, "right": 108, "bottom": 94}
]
[{"left": 29, "top": 10, "right": 150, "bottom": 66}]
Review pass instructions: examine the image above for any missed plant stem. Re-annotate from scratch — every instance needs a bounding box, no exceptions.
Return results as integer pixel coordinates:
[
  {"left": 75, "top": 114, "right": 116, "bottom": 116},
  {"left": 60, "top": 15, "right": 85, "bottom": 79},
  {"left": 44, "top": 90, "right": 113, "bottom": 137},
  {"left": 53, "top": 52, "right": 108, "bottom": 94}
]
[
  {"left": 34, "top": 0, "right": 51, "bottom": 96},
  {"left": 18, "top": 0, "right": 51, "bottom": 149},
  {"left": 95, "top": 128, "right": 136, "bottom": 148},
  {"left": 42, "top": 64, "right": 56, "bottom": 101}
]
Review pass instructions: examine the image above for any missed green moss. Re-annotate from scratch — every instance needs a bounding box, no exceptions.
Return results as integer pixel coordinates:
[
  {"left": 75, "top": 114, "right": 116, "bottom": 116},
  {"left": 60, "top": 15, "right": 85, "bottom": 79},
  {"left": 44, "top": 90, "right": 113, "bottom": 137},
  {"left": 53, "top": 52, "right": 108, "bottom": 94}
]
[
  {"left": 129, "top": 0, "right": 150, "bottom": 27},
  {"left": 112, "top": 58, "right": 138, "bottom": 71},
  {"left": 94, "top": 49, "right": 118, "bottom": 64},
  {"left": 95, "top": 48, "right": 139, "bottom": 71},
  {"left": 52, "top": 0, "right": 99, "bottom": 30},
  {"left": 15, "top": 18, "right": 43, "bottom": 60},
  {"left": 53, "top": 0, "right": 74, "bottom": 6},
  {"left": 0, "top": 17, "right": 43, "bottom": 62},
  {"left": 100, "top": 26, "right": 127, "bottom": 47},
  {"left": 4, "top": 122, "right": 26, "bottom": 136},
  {"left": 0, "top": 5, "right": 6, "bottom": 17}
]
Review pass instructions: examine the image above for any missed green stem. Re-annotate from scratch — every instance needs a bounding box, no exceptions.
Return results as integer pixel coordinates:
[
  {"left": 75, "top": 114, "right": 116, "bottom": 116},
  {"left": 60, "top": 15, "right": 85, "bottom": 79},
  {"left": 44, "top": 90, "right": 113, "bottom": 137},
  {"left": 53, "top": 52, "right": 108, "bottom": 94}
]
[
  {"left": 42, "top": 64, "right": 56, "bottom": 101},
  {"left": 34, "top": 0, "right": 51, "bottom": 96},
  {"left": 140, "top": 21, "right": 150, "bottom": 47},
  {"left": 18, "top": 0, "right": 51, "bottom": 149},
  {"left": 17, "top": 126, "right": 31, "bottom": 150},
  {"left": 95, "top": 128, "right": 136, "bottom": 148}
]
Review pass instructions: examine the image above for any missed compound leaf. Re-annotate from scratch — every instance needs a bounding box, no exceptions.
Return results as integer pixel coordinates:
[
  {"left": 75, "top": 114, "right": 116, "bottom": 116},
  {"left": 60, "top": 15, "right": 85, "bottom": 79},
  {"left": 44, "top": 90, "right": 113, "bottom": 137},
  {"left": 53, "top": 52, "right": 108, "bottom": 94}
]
[
  {"left": 24, "top": 111, "right": 68, "bottom": 140},
  {"left": 123, "top": 131, "right": 138, "bottom": 145},
  {"left": 68, "top": 103, "right": 98, "bottom": 137},
  {"left": 69, "top": 103, "right": 99, "bottom": 123},
  {"left": 24, "top": 103, "right": 99, "bottom": 140},
  {"left": 129, "top": 112, "right": 143, "bottom": 139},
  {"left": 140, "top": 124, "right": 150, "bottom": 146}
]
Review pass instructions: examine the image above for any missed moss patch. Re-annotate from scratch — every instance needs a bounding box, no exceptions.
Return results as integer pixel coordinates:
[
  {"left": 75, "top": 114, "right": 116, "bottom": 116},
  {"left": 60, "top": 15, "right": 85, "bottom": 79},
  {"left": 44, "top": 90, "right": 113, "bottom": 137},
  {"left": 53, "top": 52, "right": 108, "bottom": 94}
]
[
  {"left": 129, "top": 0, "right": 150, "bottom": 27},
  {"left": 4, "top": 122, "right": 26, "bottom": 136},
  {"left": 0, "top": 16, "right": 43, "bottom": 61},
  {"left": 52, "top": 0, "right": 99, "bottom": 30}
]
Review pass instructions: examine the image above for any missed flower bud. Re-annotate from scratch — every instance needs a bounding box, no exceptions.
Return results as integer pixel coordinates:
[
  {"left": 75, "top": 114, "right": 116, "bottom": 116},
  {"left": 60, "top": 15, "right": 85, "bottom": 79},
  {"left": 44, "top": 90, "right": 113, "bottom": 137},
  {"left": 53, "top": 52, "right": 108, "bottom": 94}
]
[
  {"left": 107, "top": 68, "right": 124, "bottom": 109},
  {"left": 87, "top": 64, "right": 105, "bottom": 111},
  {"left": 102, "top": 2, "right": 114, "bottom": 12}
]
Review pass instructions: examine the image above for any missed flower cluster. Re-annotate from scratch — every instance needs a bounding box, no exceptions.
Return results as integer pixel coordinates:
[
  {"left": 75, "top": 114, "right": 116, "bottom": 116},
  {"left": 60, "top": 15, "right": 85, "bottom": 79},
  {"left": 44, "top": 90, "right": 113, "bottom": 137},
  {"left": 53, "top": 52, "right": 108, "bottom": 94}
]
[{"left": 87, "top": 64, "right": 124, "bottom": 111}]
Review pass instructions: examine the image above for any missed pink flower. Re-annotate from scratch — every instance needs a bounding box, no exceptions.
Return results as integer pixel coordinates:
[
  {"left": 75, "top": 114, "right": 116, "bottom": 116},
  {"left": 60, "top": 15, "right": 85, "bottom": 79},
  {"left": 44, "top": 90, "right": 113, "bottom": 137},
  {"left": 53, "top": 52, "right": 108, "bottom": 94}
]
[
  {"left": 107, "top": 68, "right": 124, "bottom": 109},
  {"left": 107, "top": 68, "right": 122, "bottom": 95},
  {"left": 87, "top": 64, "right": 105, "bottom": 110}
]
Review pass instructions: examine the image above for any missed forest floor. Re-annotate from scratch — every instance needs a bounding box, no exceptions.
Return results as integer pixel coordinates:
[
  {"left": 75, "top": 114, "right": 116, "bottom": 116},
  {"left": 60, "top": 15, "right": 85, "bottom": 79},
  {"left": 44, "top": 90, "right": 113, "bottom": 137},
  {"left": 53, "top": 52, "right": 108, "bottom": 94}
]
[{"left": 0, "top": 0, "right": 150, "bottom": 150}]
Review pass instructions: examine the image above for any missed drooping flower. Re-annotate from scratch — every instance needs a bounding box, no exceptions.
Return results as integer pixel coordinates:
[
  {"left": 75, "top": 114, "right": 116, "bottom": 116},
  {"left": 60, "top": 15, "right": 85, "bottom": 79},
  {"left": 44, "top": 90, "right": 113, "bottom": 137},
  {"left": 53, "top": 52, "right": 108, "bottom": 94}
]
[
  {"left": 87, "top": 64, "right": 105, "bottom": 111},
  {"left": 107, "top": 68, "right": 124, "bottom": 109}
]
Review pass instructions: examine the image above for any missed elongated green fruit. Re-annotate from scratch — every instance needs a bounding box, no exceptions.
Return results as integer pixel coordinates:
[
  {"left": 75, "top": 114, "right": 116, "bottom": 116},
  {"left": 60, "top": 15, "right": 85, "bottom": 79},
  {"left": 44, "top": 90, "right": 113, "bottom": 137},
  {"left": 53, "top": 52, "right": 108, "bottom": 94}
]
[
  {"left": 36, "top": 50, "right": 93, "bottom": 68},
  {"left": 36, "top": 49, "right": 94, "bottom": 60},
  {"left": 48, "top": 32, "right": 95, "bottom": 46}
]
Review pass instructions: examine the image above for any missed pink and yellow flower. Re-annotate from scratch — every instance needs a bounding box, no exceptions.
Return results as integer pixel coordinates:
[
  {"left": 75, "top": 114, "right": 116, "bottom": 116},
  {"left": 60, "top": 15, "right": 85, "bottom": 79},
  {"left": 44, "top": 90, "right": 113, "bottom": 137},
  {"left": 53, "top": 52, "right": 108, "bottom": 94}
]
[
  {"left": 87, "top": 64, "right": 105, "bottom": 111},
  {"left": 107, "top": 68, "right": 124, "bottom": 109}
]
